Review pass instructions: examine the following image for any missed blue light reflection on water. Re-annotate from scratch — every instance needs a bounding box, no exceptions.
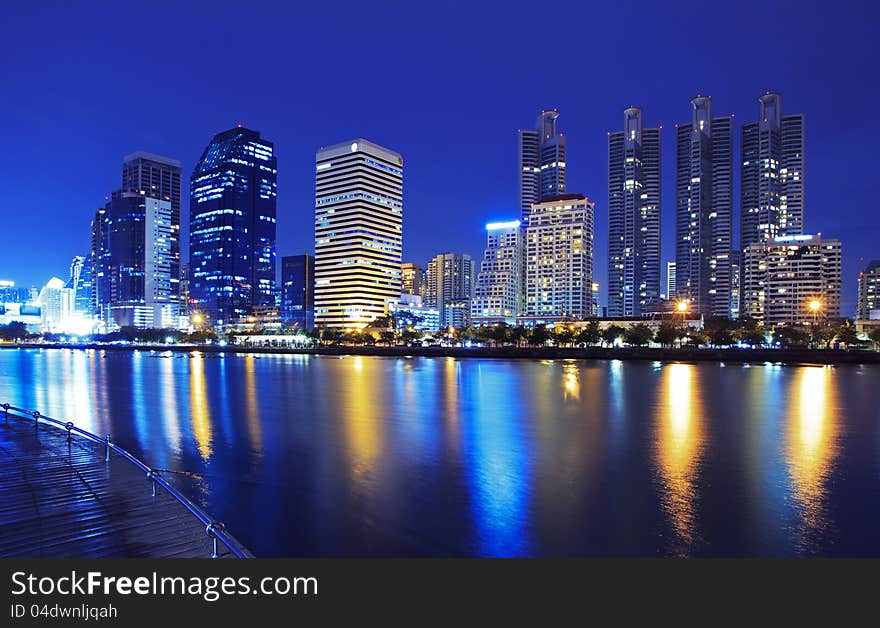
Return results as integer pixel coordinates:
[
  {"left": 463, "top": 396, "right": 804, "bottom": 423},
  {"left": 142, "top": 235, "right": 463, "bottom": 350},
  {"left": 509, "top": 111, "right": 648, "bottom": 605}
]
[{"left": 1, "top": 348, "right": 879, "bottom": 557}]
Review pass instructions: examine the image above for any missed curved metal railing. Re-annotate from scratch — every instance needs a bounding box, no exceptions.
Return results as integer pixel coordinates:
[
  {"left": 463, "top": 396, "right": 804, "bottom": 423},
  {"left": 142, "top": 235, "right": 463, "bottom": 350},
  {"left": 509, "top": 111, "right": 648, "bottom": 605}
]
[{"left": 1, "top": 402, "right": 252, "bottom": 558}]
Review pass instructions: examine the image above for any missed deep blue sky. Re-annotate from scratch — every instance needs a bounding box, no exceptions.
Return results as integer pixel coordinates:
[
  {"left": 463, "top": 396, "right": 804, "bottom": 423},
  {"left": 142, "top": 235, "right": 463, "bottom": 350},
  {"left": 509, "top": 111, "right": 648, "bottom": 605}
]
[{"left": 1, "top": 0, "right": 876, "bottom": 313}]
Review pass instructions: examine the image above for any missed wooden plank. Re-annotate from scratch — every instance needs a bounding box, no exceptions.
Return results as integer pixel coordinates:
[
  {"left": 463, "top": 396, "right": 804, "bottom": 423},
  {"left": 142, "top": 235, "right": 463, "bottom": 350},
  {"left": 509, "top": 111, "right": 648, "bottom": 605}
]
[{"left": 0, "top": 417, "right": 228, "bottom": 558}]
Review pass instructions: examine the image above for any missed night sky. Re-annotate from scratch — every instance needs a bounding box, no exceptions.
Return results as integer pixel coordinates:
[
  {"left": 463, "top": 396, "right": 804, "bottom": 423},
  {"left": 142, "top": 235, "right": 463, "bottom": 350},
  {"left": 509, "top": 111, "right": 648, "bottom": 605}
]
[{"left": 1, "top": 1, "right": 876, "bottom": 313}]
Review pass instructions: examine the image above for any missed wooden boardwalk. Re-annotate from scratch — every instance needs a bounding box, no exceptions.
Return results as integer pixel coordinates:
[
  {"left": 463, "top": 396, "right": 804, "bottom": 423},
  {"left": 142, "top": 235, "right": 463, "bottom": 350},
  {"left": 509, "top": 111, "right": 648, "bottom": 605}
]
[{"left": 0, "top": 417, "right": 222, "bottom": 558}]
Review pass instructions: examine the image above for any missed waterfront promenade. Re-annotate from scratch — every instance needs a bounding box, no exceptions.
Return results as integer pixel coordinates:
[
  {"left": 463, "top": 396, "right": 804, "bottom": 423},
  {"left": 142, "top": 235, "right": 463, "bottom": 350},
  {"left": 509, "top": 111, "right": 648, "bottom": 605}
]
[{"left": 0, "top": 413, "right": 229, "bottom": 558}]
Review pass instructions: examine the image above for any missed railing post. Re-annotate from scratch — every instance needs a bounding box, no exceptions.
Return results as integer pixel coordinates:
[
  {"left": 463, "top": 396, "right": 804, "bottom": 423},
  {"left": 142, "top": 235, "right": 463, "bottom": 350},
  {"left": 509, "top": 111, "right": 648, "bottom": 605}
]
[
  {"left": 147, "top": 470, "right": 160, "bottom": 497},
  {"left": 206, "top": 523, "right": 225, "bottom": 559},
  {"left": 66, "top": 422, "right": 73, "bottom": 443},
  {"left": 32, "top": 411, "right": 40, "bottom": 430},
  {"left": 105, "top": 435, "right": 111, "bottom": 462},
  {"left": 2, "top": 403, "right": 8, "bottom": 422}
]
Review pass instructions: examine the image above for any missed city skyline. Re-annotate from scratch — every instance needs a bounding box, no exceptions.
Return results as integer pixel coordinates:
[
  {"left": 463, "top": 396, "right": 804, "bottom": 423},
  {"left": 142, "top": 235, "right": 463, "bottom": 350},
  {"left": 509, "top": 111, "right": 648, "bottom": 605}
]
[{"left": 1, "top": 3, "right": 876, "bottom": 314}]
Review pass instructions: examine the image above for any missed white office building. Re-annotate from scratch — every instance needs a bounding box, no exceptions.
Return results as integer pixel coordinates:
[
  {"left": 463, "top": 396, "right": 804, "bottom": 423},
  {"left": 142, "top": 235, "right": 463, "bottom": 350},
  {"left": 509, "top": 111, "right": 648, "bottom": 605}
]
[
  {"left": 314, "top": 139, "right": 403, "bottom": 329},
  {"left": 471, "top": 220, "right": 523, "bottom": 325}
]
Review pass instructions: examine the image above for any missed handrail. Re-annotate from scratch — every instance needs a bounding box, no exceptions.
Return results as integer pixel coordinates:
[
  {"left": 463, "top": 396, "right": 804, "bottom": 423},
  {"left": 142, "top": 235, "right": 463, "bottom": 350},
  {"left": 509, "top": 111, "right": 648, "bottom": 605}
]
[{"left": 1, "top": 402, "right": 252, "bottom": 558}]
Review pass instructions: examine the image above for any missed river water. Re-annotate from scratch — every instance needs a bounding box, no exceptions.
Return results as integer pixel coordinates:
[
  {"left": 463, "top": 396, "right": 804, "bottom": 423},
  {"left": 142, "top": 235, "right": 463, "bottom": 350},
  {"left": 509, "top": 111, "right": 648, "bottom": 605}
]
[{"left": 2, "top": 348, "right": 879, "bottom": 557}]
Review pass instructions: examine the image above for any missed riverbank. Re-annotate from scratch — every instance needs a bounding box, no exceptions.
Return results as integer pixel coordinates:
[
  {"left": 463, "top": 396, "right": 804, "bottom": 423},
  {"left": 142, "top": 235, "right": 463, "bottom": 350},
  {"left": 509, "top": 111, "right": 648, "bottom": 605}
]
[{"left": 2, "top": 342, "right": 879, "bottom": 365}]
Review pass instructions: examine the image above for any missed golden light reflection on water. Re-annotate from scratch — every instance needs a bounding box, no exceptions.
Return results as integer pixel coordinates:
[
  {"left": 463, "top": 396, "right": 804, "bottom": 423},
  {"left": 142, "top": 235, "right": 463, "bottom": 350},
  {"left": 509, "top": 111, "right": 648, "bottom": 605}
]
[
  {"left": 189, "top": 352, "right": 213, "bottom": 460},
  {"left": 563, "top": 362, "right": 580, "bottom": 401},
  {"left": 443, "top": 357, "right": 461, "bottom": 441},
  {"left": 655, "top": 363, "right": 705, "bottom": 551},
  {"left": 344, "top": 356, "right": 381, "bottom": 479},
  {"left": 785, "top": 366, "right": 839, "bottom": 547},
  {"left": 244, "top": 356, "right": 263, "bottom": 455}
]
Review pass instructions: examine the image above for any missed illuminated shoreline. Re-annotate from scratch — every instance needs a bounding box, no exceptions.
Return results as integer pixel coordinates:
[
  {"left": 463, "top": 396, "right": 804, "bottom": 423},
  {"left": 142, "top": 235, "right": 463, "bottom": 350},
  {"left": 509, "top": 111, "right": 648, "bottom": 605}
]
[{"left": 2, "top": 342, "right": 878, "bottom": 365}]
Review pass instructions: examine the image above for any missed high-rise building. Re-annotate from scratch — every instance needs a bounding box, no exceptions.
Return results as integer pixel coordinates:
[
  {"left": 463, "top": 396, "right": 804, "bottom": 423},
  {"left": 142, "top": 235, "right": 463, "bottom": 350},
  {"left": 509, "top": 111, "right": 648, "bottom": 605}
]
[
  {"left": 675, "top": 96, "right": 734, "bottom": 317},
  {"left": 314, "top": 139, "right": 402, "bottom": 329},
  {"left": 666, "top": 261, "right": 677, "bottom": 300},
  {"left": 426, "top": 253, "right": 474, "bottom": 328},
  {"left": 729, "top": 250, "right": 742, "bottom": 320},
  {"left": 65, "top": 256, "right": 92, "bottom": 315},
  {"left": 608, "top": 107, "right": 662, "bottom": 316},
  {"left": 519, "top": 109, "right": 566, "bottom": 220},
  {"left": 179, "top": 263, "right": 190, "bottom": 316},
  {"left": 857, "top": 260, "right": 880, "bottom": 320},
  {"left": 742, "top": 234, "right": 841, "bottom": 326},
  {"left": 471, "top": 220, "right": 524, "bottom": 325},
  {"left": 524, "top": 194, "right": 595, "bottom": 320},
  {"left": 401, "top": 262, "right": 427, "bottom": 298},
  {"left": 92, "top": 191, "right": 180, "bottom": 328},
  {"left": 740, "top": 93, "right": 805, "bottom": 250},
  {"left": 122, "top": 152, "right": 182, "bottom": 311},
  {"left": 38, "top": 277, "right": 71, "bottom": 332},
  {"left": 189, "top": 127, "right": 277, "bottom": 326},
  {"left": 281, "top": 254, "right": 315, "bottom": 329}
]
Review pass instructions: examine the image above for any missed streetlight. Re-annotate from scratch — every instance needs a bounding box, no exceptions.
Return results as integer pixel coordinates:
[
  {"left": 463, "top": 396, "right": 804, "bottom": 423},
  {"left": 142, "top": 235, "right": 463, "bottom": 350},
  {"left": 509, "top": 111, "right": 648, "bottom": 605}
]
[
  {"left": 191, "top": 312, "right": 204, "bottom": 328},
  {"left": 808, "top": 299, "right": 822, "bottom": 327}
]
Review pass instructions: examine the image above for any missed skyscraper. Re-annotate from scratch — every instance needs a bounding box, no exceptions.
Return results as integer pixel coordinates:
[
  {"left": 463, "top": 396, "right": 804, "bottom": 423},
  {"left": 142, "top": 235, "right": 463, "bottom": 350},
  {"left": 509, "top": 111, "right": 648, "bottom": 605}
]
[
  {"left": 519, "top": 109, "right": 566, "bottom": 220},
  {"left": 742, "top": 234, "right": 841, "bottom": 326},
  {"left": 401, "top": 262, "right": 427, "bottom": 298},
  {"left": 675, "top": 96, "right": 734, "bottom": 317},
  {"left": 857, "top": 260, "right": 880, "bottom": 320},
  {"left": 281, "top": 254, "right": 315, "bottom": 329},
  {"left": 666, "top": 261, "right": 677, "bottom": 300},
  {"left": 471, "top": 220, "right": 524, "bottom": 325},
  {"left": 65, "top": 255, "right": 92, "bottom": 316},
  {"left": 524, "top": 194, "right": 595, "bottom": 320},
  {"left": 189, "top": 126, "right": 277, "bottom": 326},
  {"left": 426, "top": 253, "right": 474, "bottom": 328},
  {"left": 92, "top": 191, "right": 179, "bottom": 328},
  {"left": 314, "top": 139, "right": 402, "bottom": 329},
  {"left": 608, "top": 107, "right": 661, "bottom": 316},
  {"left": 740, "top": 93, "right": 805, "bottom": 250}
]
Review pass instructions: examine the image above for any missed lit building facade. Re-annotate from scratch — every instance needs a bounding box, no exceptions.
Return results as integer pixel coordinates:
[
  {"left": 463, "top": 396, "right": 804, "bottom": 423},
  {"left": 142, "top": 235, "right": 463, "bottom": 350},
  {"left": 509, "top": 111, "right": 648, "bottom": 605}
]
[
  {"left": 471, "top": 220, "right": 523, "bottom": 325},
  {"left": 122, "top": 152, "right": 182, "bottom": 310},
  {"left": 66, "top": 256, "right": 93, "bottom": 316},
  {"left": 666, "top": 261, "right": 676, "bottom": 300},
  {"left": 524, "top": 194, "right": 595, "bottom": 320},
  {"left": 742, "top": 234, "right": 841, "bottom": 326},
  {"left": 390, "top": 293, "right": 440, "bottom": 332},
  {"left": 675, "top": 96, "right": 734, "bottom": 317},
  {"left": 857, "top": 259, "right": 880, "bottom": 320},
  {"left": 281, "top": 254, "right": 315, "bottom": 329},
  {"left": 519, "top": 109, "right": 566, "bottom": 221},
  {"left": 740, "top": 93, "right": 805, "bottom": 249},
  {"left": 92, "top": 192, "right": 180, "bottom": 329},
  {"left": 426, "top": 252, "right": 474, "bottom": 328},
  {"left": 401, "top": 262, "right": 427, "bottom": 298},
  {"left": 608, "top": 107, "right": 661, "bottom": 316},
  {"left": 189, "top": 126, "right": 277, "bottom": 326},
  {"left": 314, "top": 139, "right": 403, "bottom": 329}
]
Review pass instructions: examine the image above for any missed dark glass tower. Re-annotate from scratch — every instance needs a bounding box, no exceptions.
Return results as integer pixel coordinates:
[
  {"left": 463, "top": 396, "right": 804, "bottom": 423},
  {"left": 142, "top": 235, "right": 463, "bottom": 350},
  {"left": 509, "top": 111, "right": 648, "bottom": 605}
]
[
  {"left": 281, "top": 254, "right": 315, "bottom": 328},
  {"left": 518, "top": 110, "right": 566, "bottom": 221},
  {"left": 675, "top": 96, "right": 734, "bottom": 317},
  {"left": 740, "top": 92, "right": 805, "bottom": 249},
  {"left": 189, "top": 126, "right": 277, "bottom": 325},
  {"left": 608, "top": 107, "right": 661, "bottom": 316}
]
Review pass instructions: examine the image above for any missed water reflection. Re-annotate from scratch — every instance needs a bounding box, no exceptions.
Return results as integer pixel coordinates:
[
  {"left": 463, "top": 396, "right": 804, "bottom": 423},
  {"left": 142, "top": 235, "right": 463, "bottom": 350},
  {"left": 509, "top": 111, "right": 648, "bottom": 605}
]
[
  {"left": 654, "top": 363, "right": 705, "bottom": 554},
  {"left": 188, "top": 352, "right": 213, "bottom": 460},
  {"left": 344, "top": 356, "right": 381, "bottom": 483},
  {"left": 785, "top": 366, "right": 840, "bottom": 552},
  {"left": 0, "top": 349, "right": 878, "bottom": 557}
]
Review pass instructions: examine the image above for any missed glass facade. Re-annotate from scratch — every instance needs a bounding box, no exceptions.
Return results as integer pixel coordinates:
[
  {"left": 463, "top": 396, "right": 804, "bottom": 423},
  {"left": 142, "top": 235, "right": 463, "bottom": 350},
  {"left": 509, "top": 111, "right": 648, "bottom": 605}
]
[
  {"left": 281, "top": 254, "right": 315, "bottom": 329},
  {"left": 189, "top": 127, "right": 277, "bottom": 326}
]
